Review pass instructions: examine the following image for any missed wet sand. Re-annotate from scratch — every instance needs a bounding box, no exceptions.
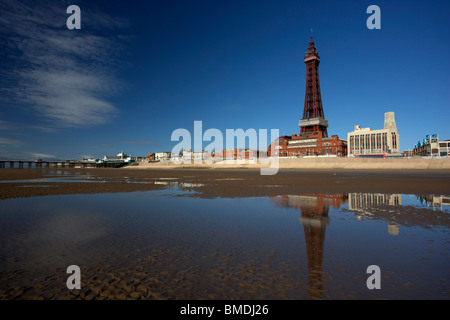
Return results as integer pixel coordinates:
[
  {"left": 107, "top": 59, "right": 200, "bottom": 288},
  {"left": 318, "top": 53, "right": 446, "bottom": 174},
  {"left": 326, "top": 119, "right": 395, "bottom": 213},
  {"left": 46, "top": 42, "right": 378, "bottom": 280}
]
[
  {"left": 0, "top": 167, "right": 449, "bottom": 200},
  {"left": 1, "top": 167, "right": 449, "bottom": 300}
]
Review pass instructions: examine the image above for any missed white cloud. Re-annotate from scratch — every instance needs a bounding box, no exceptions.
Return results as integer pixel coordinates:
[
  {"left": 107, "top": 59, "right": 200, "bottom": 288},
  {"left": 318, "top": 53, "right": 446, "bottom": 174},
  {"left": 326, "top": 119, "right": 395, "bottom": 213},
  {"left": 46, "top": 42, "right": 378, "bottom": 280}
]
[
  {"left": 0, "top": 137, "right": 25, "bottom": 159},
  {"left": 0, "top": 0, "right": 129, "bottom": 128},
  {"left": 0, "top": 137, "right": 24, "bottom": 147},
  {"left": 0, "top": 120, "right": 17, "bottom": 131},
  {"left": 22, "top": 69, "right": 119, "bottom": 127},
  {"left": 0, "top": 119, "right": 59, "bottom": 133},
  {"left": 27, "top": 152, "right": 56, "bottom": 160}
]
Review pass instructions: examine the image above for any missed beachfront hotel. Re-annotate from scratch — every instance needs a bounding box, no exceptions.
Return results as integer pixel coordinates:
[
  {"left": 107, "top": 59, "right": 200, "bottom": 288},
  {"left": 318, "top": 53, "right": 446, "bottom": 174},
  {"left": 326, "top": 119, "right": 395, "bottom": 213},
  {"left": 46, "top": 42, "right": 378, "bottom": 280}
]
[
  {"left": 347, "top": 112, "right": 400, "bottom": 157},
  {"left": 412, "top": 134, "right": 450, "bottom": 157},
  {"left": 268, "top": 36, "right": 347, "bottom": 157}
]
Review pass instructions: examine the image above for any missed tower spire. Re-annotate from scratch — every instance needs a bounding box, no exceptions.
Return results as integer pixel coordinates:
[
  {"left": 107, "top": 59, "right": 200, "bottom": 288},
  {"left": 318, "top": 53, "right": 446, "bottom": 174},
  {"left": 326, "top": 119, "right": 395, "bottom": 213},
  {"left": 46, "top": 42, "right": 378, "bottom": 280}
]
[{"left": 299, "top": 35, "right": 328, "bottom": 138}]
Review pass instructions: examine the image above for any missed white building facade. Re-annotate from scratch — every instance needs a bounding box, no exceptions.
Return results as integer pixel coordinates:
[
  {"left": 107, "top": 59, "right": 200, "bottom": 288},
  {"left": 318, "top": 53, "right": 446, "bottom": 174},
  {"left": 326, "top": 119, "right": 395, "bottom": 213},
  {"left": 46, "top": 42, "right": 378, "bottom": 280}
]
[
  {"left": 155, "top": 152, "right": 171, "bottom": 161},
  {"left": 347, "top": 112, "right": 400, "bottom": 157}
]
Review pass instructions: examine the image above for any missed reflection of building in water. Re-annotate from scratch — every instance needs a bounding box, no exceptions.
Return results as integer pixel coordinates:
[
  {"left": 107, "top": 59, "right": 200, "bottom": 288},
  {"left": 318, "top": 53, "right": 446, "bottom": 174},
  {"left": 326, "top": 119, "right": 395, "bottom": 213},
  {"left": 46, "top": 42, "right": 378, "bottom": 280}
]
[
  {"left": 348, "top": 193, "right": 402, "bottom": 236},
  {"left": 388, "top": 224, "right": 399, "bottom": 236},
  {"left": 272, "top": 194, "right": 347, "bottom": 215},
  {"left": 416, "top": 194, "right": 450, "bottom": 211},
  {"left": 348, "top": 193, "right": 402, "bottom": 210},
  {"left": 271, "top": 194, "right": 347, "bottom": 299}
]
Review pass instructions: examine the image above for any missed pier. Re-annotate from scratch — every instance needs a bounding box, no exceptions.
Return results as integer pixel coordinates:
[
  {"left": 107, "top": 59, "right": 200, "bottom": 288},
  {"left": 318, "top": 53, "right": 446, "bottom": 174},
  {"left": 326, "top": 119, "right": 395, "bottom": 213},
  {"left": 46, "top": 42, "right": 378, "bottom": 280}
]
[{"left": 0, "top": 160, "right": 130, "bottom": 169}]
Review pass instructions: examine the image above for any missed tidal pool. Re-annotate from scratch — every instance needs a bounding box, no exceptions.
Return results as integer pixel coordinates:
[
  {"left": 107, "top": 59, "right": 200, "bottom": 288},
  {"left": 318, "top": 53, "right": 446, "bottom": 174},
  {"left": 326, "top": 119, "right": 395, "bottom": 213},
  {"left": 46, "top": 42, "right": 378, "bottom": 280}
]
[{"left": 0, "top": 188, "right": 448, "bottom": 300}]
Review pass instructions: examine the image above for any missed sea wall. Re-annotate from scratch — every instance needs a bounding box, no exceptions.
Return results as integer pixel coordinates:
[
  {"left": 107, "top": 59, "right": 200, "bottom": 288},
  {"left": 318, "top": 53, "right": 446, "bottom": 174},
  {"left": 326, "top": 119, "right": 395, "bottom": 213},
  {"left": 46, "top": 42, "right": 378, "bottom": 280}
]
[
  {"left": 276, "top": 157, "right": 450, "bottom": 169},
  {"left": 125, "top": 157, "right": 450, "bottom": 170}
]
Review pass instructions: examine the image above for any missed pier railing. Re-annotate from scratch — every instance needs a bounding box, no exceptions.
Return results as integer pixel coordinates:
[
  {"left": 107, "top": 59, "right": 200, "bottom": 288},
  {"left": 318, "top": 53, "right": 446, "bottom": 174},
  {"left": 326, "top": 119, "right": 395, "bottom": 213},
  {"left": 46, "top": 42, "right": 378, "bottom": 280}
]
[{"left": 0, "top": 160, "right": 129, "bottom": 169}]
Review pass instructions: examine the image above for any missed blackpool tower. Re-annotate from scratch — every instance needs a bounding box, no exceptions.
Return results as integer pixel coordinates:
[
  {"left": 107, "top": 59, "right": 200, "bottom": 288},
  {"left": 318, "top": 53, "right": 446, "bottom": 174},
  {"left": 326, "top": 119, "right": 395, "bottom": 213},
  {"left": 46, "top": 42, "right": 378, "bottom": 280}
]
[
  {"left": 268, "top": 35, "right": 347, "bottom": 157},
  {"left": 299, "top": 36, "right": 329, "bottom": 138}
]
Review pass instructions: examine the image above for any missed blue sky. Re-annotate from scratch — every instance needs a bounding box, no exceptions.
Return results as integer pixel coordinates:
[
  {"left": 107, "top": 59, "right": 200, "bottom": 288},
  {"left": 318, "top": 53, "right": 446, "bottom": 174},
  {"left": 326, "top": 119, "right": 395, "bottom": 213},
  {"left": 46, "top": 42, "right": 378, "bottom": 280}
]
[{"left": 0, "top": 0, "right": 449, "bottom": 160}]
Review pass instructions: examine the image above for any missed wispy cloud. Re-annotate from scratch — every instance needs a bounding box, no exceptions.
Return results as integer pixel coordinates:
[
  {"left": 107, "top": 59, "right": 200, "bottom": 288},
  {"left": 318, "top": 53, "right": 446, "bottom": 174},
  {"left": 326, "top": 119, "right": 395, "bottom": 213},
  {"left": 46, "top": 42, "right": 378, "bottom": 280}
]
[
  {"left": 121, "top": 140, "right": 159, "bottom": 146},
  {"left": 0, "top": 137, "right": 24, "bottom": 147},
  {"left": 0, "top": 137, "right": 25, "bottom": 160},
  {"left": 26, "top": 152, "right": 56, "bottom": 160},
  {"left": 0, "top": 119, "right": 59, "bottom": 133},
  {"left": 0, "top": 120, "right": 17, "bottom": 131},
  {"left": 0, "top": 0, "right": 130, "bottom": 128}
]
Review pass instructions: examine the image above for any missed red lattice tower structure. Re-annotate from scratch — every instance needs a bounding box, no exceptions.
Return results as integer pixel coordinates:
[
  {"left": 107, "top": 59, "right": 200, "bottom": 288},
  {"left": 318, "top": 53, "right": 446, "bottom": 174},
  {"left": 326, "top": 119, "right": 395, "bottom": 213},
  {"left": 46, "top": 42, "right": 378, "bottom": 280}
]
[{"left": 299, "top": 36, "right": 329, "bottom": 138}]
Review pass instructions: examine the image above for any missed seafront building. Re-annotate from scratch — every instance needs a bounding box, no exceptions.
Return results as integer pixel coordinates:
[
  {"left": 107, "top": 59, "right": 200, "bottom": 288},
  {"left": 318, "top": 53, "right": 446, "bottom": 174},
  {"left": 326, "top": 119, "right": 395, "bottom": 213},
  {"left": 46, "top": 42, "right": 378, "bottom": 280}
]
[
  {"left": 155, "top": 152, "right": 171, "bottom": 161},
  {"left": 103, "top": 151, "right": 133, "bottom": 163},
  {"left": 193, "top": 151, "right": 208, "bottom": 162},
  {"left": 150, "top": 149, "right": 261, "bottom": 163},
  {"left": 347, "top": 112, "right": 400, "bottom": 157},
  {"left": 412, "top": 134, "right": 450, "bottom": 157},
  {"left": 268, "top": 36, "right": 347, "bottom": 157},
  {"left": 221, "top": 149, "right": 260, "bottom": 160}
]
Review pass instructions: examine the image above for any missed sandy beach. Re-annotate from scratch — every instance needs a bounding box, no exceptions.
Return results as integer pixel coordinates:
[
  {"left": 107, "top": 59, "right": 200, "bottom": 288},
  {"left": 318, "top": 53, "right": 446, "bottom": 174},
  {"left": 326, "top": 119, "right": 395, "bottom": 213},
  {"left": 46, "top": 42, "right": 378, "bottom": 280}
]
[{"left": 1, "top": 165, "right": 449, "bottom": 200}]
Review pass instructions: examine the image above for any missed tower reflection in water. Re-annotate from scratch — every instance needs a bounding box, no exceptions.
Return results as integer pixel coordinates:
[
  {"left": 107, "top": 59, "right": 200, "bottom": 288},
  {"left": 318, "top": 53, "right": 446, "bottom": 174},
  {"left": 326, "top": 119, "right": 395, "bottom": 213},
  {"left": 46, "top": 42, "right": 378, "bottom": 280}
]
[{"left": 271, "top": 194, "right": 347, "bottom": 299}]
